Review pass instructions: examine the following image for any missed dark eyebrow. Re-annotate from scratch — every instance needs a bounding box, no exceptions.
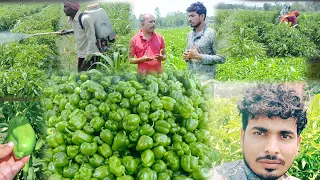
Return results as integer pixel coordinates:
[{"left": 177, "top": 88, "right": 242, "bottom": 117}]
[
  {"left": 252, "top": 127, "right": 268, "bottom": 133},
  {"left": 280, "top": 130, "right": 295, "bottom": 135}
]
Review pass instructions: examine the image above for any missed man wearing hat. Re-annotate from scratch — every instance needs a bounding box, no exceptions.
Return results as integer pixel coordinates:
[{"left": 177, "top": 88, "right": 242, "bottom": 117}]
[{"left": 61, "top": 1, "right": 100, "bottom": 72}]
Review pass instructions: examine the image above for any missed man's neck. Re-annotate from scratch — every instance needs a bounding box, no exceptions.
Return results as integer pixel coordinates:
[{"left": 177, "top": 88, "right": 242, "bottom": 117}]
[
  {"left": 142, "top": 30, "right": 153, "bottom": 40},
  {"left": 70, "top": 10, "right": 79, "bottom": 20},
  {"left": 194, "top": 22, "right": 206, "bottom": 33}
]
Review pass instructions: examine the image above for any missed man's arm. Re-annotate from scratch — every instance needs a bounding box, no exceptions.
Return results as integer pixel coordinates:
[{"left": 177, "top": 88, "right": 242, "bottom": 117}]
[
  {"left": 82, "top": 15, "right": 99, "bottom": 58},
  {"left": 129, "top": 40, "right": 152, "bottom": 64},
  {"left": 201, "top": 31, "right": 226, "bottom": 65}
]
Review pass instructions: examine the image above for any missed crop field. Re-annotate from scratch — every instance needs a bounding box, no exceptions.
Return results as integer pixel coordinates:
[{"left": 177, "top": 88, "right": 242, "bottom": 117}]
[{"left": 0, "top": 3, "right": 319, "bottom": 180}]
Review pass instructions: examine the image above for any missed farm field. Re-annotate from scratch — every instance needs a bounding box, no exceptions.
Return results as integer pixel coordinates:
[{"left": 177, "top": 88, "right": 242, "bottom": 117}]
[{"left": 0, "top": 2, "right": 319, "bottom": 180}]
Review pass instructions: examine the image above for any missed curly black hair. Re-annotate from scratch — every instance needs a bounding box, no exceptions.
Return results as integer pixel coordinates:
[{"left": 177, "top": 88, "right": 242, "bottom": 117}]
[
  {"left": 186, "top": 2, "right": 207, "bottom": 20},
  {"left": 237, "top": 84, "right": 307, "bottom": 135}
]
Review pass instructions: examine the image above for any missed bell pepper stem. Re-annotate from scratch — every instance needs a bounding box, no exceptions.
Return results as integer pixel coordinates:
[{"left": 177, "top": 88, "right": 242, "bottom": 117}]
[{"left": 65, "top": 127, "right": 74, "bottom": 135}]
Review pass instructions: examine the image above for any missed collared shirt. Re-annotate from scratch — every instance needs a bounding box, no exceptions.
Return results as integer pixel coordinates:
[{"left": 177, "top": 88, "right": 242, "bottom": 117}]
[
  {"left": 186, "top": 25, "right": 225, "bottom": 80},
  {"left": 68, "top": 10, "right": 99, "bottom": 58},
  {"left": 130, "top": 29, "right": 165, "bottom": 74},
  {"left": 210, "top": 160, "right": 300, "bottom": 180}
]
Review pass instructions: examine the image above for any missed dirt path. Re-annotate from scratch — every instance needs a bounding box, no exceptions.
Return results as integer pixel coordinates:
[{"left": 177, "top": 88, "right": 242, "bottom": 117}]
[{"left": 55, "top": 7, "right": 78, "bottom": 72}]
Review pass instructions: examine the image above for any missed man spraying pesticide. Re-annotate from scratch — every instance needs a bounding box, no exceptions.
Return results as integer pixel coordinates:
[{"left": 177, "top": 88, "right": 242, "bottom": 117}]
[{"left": 59, "top": 1, "right": 117, "bottom": 72}]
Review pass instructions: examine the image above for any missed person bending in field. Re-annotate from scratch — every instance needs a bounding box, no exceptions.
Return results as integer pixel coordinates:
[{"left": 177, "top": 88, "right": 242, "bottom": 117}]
[
  {"left": 280, "top": 10, "right": 300, "bottom": 28},
  {"left": 211, "top": 84, "right": 308, "bottom": 180},
  {"left": 60, "top": 1, "right": 100, "bottom": 72},
  {"left": 129, "top": 13, "right": 167, "bottom": 75}
]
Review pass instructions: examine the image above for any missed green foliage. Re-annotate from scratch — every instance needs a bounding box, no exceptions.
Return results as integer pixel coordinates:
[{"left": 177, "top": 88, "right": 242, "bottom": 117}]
[
  {"left": 101, "top": 3, "right": 133, "bottom": 35},
  {"left": 0, "top": 4, "right": 47, "bottom": 30},
  {"left": 216, "top": 57, "right": 307, "bottom": 81},
  {"left": 262, "top": 23, "right": 318, "bottom": 57}
]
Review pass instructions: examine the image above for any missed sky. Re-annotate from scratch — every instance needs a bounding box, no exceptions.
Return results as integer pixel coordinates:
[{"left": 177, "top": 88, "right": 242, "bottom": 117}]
[{"left": 98, "top": 0, "right": 267, "bottom": 17}]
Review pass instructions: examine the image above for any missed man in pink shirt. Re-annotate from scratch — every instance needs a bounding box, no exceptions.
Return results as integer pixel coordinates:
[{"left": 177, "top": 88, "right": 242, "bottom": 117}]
[{"left": 130, "top": 13, "right": 167, "bottom": 74}]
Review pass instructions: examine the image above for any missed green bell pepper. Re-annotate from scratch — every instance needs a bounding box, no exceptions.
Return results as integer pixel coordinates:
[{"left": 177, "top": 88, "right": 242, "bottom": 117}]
[
  {"left": 100, "top": 76, "right": 112, "bottom": 88},
  {"left": 120, "top": 98, "right": 131, "bottom": 109},
  {"left": 137, "top": 101, "right": 151, "bottom": 114},
  {"left": 90, "top": 116, "right": 105, "bottom": 132},
  {"left": 175, "top": 99, "right": 194, "bottom": 118},
  {"left": 141, "top": 149, "right": 155, "bottom": 167},
  {"left": 139, "top": 124, "right": 155, "bottom": 136},
  {"left": 6, "top": 116, "right": 36, "bottom": 158},
  {"left": 53, "top": 152, "right": 69, "bottom": 168},
  {"left": 98, "top": 143, "right": 112, "bottom": 158},
  {"left": 52, "top": 144, "right": 66, "bottom": 154},
  {"left": 181, "top": 155, "right": 199, "bottom": 172},
  {"left": 154, "top": 120, "right": 171, "bottom": 134},
  {"left": 109, "top": 156, "right": 126, "bottom": 177},
  {"left": 124, "top": 87, "right": 136, "bottom": 98},
  {"left": 74, "top": 154, "right": 88, "bottom": 164},
  {"left": 136, "top": 135, "right": 153, "bottom": 151},
  {"left": 147, "top": 81, "right": 159, "bottom": 95},
  {"left": 108, "top": 92, "right": 122, "bottom": 103},
  {"left": 112, "top": 131, "right": 130, "bottom": 151},
  {"left": 129, "top": 130, "right": 140, "bottom": 142},
  {"left": 94, "top": 90, "right": 108, "bottom": 101},
  {"left": 65, "top": 129, "right": 92, "bottom": 145},
  {"left": 117, "top": 175, "right": 134, "bottom": 180},
  {"left": 83, "top": 123, "right": 95, "bottom": 134},
  {"left": 123, "top": 114, "right": 141, "bottom": 131},
  {"left": 160, "top": 96, "right": 176, "bottom": 111},
  {"left": 153, "top": 133, "right": 171, "bottom": 147},
  {"left": 172, "top": 133, "right": 183, "bottom": 142},
  {"left": 185, "top": 118, "right": 199, "bottom": 132},
  {"left": 80, "top": 142, "right": 98, "bottom": 156},
  {"left": 66, "top": 145, "right": 79, "bottom": 158},
  {"left": 151, "top": 98, "right": 163, "bottom": 111},
  {"left": 89, "top": 154, "right": 104, "bottom": 167},
  {"left": 104, "top": 120, "right": 119, "bottom": 132},
  {"left": 129, "top": 80, "right": 144, "bottom": 89},
  {"left": 137, "top": 168, "right": 157, "bottom": 180},
  {"left": 152, "top": 159, "right": 167, "bottom": 173},
  {"left": 159, "top": 81, "right": 169, "bottom": 95},
  {"left": 100, "top": 128, "right": 114, "bottom": 146},
  {"left": 63, "top": 162, "right": 79, "bottom": 178},
  {"left": 55, "top": 121, "right": 68, "bottom": 132},
  {"left": 152, "top": 145, "right": 166, "bottom": 160},
  {"left": 195, "top": 129, "right": 211, "bottom": 143},
  {"left": 189, "top": 142, "right": 203, "bottom": 157},
  {"left": 163, "top": 150, "right": 180, "bottom": 171},
  {"left": 93, "top": 165, "right": 113, "bottom": 179},
  {"left": 130, "top": 94, "right": 143, "bottom": 106},
  {"left": 98, "top": 102, "right": 110, "bottom": 115},
  {"left": 93, "top": 136, "right": 104, "bottom": 145},
  {"left": 158, "top": 172, "right": 171, "bottom": 180},
  {"left": 173, "top": 176, "right": 193, "bottom": 180},
  {"left": 68, "top": 113, "right": 86, "bottom": 130},
  {"left": 46, "top": 131, "right": 65, "bottom": 148},
  {"left": 184, "top": 132, "right": 197, "bottom": 143},
  {"left": 139, "top": 112, "right": 149, "bottom": 122},
  {"left": 192, "top": 167, "right": 212, "bottom": 180},
  {"left": 47, "top": 161, "right": 63, "bottom": 174},
  {"left": 122, "top": 156, "right": 139, "bottom": 175}
]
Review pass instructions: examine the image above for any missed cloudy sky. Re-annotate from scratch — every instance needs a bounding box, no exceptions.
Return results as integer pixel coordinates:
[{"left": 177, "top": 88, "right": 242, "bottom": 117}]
[{"left": 99, "top": 0, "right": 268, "bottom": 17}]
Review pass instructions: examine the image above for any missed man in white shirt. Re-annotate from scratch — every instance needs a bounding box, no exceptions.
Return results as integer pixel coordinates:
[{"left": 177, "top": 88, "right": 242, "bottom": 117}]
[{"left": 62, "top": 1, "right": 100, "bottom": 72}]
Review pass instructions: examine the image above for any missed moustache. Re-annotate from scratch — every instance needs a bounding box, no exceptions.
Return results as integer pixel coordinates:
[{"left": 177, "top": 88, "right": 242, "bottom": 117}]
[{"left": 256, "top": 155, "right": 285, "bottom": 165}]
